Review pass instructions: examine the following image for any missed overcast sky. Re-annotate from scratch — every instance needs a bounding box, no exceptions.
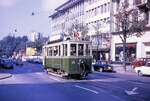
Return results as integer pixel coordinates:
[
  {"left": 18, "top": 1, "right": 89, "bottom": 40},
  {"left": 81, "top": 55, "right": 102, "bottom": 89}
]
[{"left": 0, "top": 0, "right": 66, "bottom": 40}]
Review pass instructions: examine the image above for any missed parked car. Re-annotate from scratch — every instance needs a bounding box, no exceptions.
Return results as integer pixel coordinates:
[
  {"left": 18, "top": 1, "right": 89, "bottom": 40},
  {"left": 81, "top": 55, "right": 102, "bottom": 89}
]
[
  {"left": 135, "top": 62, "right": 150, "bottom": 76},
  {"left": 16, "top": 58, "right": 23, "bottom": 65},
  {"left": 1, "top": 59, "right": 13, "bottom": 69},
  {"left": 37, "top": 58, "right": 42, "bottom": 64},
  {"left": 92, "top": 60, "right": 113, "bottom": 72},
  {"left": 131, "top": 58, "right": 150, "bottom": 68},
  {"left": 33, "top": 58, "right": 42, "bottom": 63}
]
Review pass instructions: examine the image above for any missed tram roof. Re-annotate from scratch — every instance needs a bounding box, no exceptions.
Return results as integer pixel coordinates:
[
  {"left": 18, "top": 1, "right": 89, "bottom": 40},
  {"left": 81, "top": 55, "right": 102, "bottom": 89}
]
[{"left": 43, "top": 39, "right": 92, "bottom": 48}]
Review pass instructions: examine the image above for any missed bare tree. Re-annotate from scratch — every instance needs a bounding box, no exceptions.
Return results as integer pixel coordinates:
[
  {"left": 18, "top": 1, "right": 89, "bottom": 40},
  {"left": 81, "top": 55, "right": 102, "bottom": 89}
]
[
  {"left": 68, "top": 20, "right": 89, "bottom": 39},
  {"left": 113, "top": 0, "right": 147, "bottom": 72},
  {"left": 92, "top": 21, "right": 110, "bottom": 62}
]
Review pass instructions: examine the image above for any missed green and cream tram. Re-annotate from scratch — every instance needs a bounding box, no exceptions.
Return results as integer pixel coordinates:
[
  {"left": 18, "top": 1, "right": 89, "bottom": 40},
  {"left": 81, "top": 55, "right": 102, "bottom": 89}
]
[{"left": 43, "top": 37, "right": 92, "bottom": 77}]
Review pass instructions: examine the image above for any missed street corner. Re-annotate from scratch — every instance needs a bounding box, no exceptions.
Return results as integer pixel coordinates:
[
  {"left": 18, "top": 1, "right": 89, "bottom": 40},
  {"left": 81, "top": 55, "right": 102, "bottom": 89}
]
[{"left": 0, "top": 73, "right": 12, "bottom": 80}]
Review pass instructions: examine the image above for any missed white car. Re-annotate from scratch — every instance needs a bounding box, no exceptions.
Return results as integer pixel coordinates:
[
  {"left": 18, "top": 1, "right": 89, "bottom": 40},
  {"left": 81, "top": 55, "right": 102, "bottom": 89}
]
[{"left": 135, "top": 63, "right": 150, "bottom": 76}]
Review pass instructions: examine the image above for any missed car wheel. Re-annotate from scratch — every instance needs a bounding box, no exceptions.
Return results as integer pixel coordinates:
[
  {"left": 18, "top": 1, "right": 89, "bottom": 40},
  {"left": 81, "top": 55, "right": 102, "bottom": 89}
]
[
  {"left": 92, "top": 66, "right": 94, "bottom": 72},
  {"left": 138, "top": 70, "right": 143, "bottom": 76},
  {"left": 99, "top": 68, "right": 103, "bottom": 72},
  {"left": 131, "top": 65, "right": 135, "bottom": 68}
]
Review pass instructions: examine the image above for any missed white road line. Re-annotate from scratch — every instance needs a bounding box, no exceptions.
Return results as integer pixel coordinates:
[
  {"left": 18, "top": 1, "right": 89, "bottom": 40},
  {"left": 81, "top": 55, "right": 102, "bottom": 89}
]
[
  {"left": 49, "top": 76, "right": 61, "bottom": 82},
  {"left": 74, "top": 85, "right": 99, "bottom": 94},
  {"left": 35, "top": 72, "right": 43, "bottom": 76},
  {"left": 125, "top": 87, "right": 139, "bottom": 95}
]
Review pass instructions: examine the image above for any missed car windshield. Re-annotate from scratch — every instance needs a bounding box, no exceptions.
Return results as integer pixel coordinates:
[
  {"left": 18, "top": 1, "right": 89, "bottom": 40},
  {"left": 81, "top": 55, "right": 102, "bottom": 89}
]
[
  {"left": 100, "top": 61, "right": 107, "bottom": 64},
  {"left": 4, "top": 59, "right": 12, "bottom": 63}
]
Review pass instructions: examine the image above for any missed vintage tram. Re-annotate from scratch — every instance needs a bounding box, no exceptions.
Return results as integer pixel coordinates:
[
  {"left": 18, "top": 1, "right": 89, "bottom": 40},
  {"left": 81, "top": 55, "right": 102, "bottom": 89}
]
[{"left": 42, "top": 36, "right": 92, "bottom": 77}]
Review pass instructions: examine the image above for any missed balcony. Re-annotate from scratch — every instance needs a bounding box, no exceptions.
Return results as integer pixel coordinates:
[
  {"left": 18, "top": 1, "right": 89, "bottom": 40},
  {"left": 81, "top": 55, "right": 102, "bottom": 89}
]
[{"left": 135, "top": 0, "right": 150, "bottom": 11}]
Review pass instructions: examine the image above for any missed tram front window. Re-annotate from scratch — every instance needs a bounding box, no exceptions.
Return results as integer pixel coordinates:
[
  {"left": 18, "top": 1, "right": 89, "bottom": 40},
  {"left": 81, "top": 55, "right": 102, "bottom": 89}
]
[
  {"left": 78, "top": 44, "right": 83, "bottom": 56},
  {"left": 71, "top": 44, "right": 76, "bottom": 56}
]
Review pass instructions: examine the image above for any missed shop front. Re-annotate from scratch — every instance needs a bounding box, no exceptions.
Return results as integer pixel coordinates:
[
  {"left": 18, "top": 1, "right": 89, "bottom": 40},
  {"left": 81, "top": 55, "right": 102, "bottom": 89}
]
[{"left": 115, "top": 43, "right": 136, "bottom": 62}]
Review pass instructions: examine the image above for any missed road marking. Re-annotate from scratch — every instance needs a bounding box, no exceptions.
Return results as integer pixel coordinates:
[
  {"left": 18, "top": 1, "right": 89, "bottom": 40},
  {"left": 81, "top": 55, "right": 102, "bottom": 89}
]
[
  {"left": 125, "top": 87, "right": 139, "bottom": 95},
  {"left": 49, "top": 76, "right": 61, "bottom": 82},
  {"left": 74, "top": 85, "right": 99, "bottom": 94},
  {"left": 35, "top": 72, "right": 43, "bottom": 75}
]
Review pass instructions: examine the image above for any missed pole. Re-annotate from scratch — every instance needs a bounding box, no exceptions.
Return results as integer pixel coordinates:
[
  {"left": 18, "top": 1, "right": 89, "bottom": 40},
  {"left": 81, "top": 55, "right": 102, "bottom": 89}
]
[{"left": 109, "top": 0, "right": 113, "bottom": 62}]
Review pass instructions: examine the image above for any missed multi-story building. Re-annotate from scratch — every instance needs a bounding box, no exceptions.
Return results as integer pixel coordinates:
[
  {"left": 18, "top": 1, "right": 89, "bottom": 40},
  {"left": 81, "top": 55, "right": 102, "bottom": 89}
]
[
  {"left": 85, "top": 0, "right": 112, "bottom": 61},
  {"left": 31, "top": 31, "right": 43, "bottom": 42},
  {"left": 50, "top": 0, "right": 86, "bottom": 36},
  {"left": 111, "top": 0, "right": 150, "bottom": 62},
  {"left": 50, "top": 0, "right": 113, "bottom": 61}
]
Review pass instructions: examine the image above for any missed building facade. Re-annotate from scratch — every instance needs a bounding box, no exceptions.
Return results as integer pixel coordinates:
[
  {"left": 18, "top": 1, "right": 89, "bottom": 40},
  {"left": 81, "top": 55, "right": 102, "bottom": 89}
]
[
  {"left": 50, "top": 0, "right": 112, "bottom": 61},
  {"left": 85, "top": 0, "right": 111, "bottom": 61},
  {"left": 31, "top": 31, "right": 43, "bottom": 42},
  {"left": 111, "top": 0, "right": 150, "bottom": 62},
  {"left": 50, "top": 0, "right": 86, "bottom": 36}
]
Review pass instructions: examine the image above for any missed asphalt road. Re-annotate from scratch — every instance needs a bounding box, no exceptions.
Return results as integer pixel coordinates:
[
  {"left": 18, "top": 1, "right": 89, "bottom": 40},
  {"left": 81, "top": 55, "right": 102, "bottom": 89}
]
[{"left": 0, "top": 62, "right": 150, "bottom": 101}]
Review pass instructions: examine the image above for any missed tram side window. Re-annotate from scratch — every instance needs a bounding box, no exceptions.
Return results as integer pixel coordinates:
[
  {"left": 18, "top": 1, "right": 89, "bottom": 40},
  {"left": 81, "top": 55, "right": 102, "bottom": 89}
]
[
  {"left": 54, "top": 46, "right": 58, "bottom": 56},
  {"left": 49, "top": 47, "right": 53, "bottom": 56},
  {"left": 71, "top": 44, "right": 76, "bottom": 56},
  {"left": 86, "top": 44, "right": 90, "bottom": 56},
  {"left": 63, "top": 44, "right": 67, "bottom": 56},
  {"left": 78, "top": 44, "right": 83, "bottom": 56}
]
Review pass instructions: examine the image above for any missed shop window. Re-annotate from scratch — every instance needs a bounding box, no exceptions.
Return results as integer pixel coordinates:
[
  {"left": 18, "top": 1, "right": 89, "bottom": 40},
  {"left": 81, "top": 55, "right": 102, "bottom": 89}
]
[
  {"left": 115, "top": 43, "right": 136, "bottom": 62},
  {"left": 146, "top": 51, "right": 150, "bottom": 55}
]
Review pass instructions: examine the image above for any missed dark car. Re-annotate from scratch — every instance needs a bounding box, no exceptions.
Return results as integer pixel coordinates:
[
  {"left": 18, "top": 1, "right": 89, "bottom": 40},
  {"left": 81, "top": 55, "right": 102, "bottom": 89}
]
[
  {"left": 131, "top": 58, "right": 150, "bottom": 68},
  {"left": 1, "top": 59, "right": 13, "bottom": 69},
  {"left": 92, "top": 60, "right": 113, "bottom": 72}
]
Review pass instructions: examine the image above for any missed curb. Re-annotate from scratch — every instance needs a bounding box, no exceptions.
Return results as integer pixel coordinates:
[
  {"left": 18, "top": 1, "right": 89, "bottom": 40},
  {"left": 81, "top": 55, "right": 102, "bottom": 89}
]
[
  {"left": 0, "top": 73, "right": 12, "bottom": 80},
  {"left": 115, "top": 71, "right": 137, "bottom": 76}
]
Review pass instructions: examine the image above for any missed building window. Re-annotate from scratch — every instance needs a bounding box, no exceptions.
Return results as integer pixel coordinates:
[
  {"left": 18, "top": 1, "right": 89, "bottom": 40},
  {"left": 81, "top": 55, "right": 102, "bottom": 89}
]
[
  {"left": 146, "top": 11, "right": 149, "bottom": 24},
  {"left": 95, "top": 8, "right": 98, "bottom": 15},
  {"left": 104, "top": 4, "right": 107, "bottom": 13},
  {"left": 108, "top": 2, "right": 110, "bottom": 12},
  {"left": 101, "top": 5, "right": 103, "bottom": 14},
  {"left": 116, "top": 0, "right": 120, "bottom": 10},
  {"left": 115, "top": 43, "right": 136, "bottom": 62}
]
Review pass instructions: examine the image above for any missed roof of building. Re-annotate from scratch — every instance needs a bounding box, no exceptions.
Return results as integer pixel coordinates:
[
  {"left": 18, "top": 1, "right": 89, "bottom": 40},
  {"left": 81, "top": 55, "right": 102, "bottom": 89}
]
[{"left": 49, "top": 0, "right": 83, "bottom": 18}]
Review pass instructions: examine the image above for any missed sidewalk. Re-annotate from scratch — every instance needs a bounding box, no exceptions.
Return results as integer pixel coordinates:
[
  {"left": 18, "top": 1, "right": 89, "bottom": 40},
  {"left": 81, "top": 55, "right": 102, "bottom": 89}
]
[
  {"left": 0, "top": 73, "right": 12, "bottom": 80},
  {"left": 0, "top": 68, "right": 12, "bottom": 80},
  {"left": 112, "top": 64, "right": 136, "bottom": 75}
]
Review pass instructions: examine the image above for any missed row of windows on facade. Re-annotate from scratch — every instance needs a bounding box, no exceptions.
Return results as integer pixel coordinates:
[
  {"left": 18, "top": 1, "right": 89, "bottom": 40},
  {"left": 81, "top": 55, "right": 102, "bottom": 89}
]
[
  {"left": 86, "top": 2, "right": 110, "bottom": 18},
  {"left": 52, "top": 16, "right": 109, "bottom": 32},
  {"left": 88, "top": 0, "right": 104, "bottom": 5},
  {"left": 52, "top": 1, "right": 84, "bottom": 22},
  {"left": 115, "top": 0, "right": 148, "bottom": 11},
  {"left": 52, "top": 7, "right": 110, "bottom": 32},
  {"left": 52, "top": 16, "right": 84, "bottom": 31},
  {"left": 88, "top": 0, "right": 143, "bottom": 7},
  {"left": 86, "top": 17, "right": 109, "bottom": 25},
  {"left": 52, "top": 10, "right": 84, "bottom": 25},
  {"left": 52, "top": 17, "right": 84, "bottom": 32}
]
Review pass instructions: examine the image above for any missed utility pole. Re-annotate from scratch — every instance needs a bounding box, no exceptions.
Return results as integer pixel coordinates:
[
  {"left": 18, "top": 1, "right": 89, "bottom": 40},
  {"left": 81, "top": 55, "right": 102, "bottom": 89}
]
[{"left": 109, "top": 0, "right": 113, "bottom": 62}]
